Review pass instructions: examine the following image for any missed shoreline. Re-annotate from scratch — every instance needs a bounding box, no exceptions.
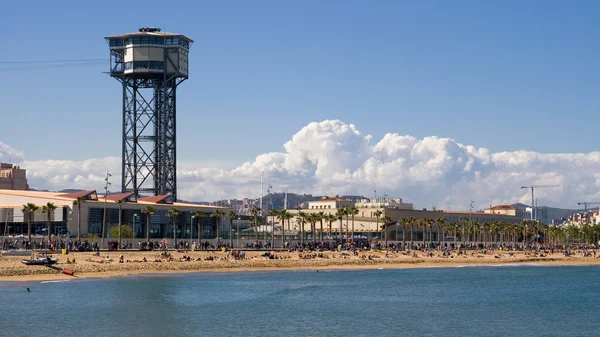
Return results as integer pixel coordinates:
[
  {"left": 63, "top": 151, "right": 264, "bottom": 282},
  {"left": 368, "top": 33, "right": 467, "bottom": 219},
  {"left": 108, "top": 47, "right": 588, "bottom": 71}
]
[{"left": 3, "top": 250, "right": 600, "bottom": 282}]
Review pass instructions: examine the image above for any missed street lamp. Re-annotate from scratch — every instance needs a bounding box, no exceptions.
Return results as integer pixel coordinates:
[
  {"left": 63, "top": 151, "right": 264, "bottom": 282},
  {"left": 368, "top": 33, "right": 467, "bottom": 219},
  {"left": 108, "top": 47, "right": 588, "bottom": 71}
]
[
  {"left": 236, "top": 216, "right": 241, "bottom": 249},
  {"left": 133, "top": 213, "right": 138, "bottom": 240}
]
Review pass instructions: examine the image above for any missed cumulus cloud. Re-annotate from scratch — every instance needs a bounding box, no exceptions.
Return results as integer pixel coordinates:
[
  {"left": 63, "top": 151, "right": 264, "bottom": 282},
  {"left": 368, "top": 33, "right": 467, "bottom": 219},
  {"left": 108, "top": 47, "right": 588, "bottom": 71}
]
[
  {"left": 4, "top": 120, "right": 599, "bottom": 210},
  {"left": 0, "top": 141, "right": 24, "bottom": 163}
]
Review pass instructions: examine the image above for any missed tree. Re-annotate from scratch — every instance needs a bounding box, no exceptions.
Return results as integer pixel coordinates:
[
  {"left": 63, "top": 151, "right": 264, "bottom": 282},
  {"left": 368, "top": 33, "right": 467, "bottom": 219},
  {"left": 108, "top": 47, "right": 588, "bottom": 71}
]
[
  {"left": 41, "top": 202, "right": 57, "bottom": 248},
  {"left": 22, "top": 203, "right": 39, "bottom": 244},
  {"left": 400, "top": 218, "right": 411, "bottom": 250},
  {"left": 374, "top": 210, "right": 383, "bottom": 242},
  {"left": 141, "top": 206, "right": 156, "bottom": 243},
  {"left": 227, "top": 210, "right": 237, "bottom": 248},
  {"left": 212, "top": 209, "right": 224, "bottom": 245},
  {"left": 116, "top": 199, "right": 125, "bottom": 250},
  {"left": 167, "top": 208, "right": 181, "bottom": 249},
  {"left": 435, "top": 217, "right": 446, "bottom": 247},
  {"left": 277, "top": 210, "right": 292, "bottom": 248},
  {"left": 109, "top": 225, "right": 134, "bottom": 240},
  {"left": 349, "top": 207, "right": 359, "bottom": 243},
  {"left": 307, "top": 213, "right": 318, "bottom": 244},
  {"left": 459, "top": 216, "right": 469, "bottom": 245},
  {"left": 407, "top": 216, "right": 417, "bottom": 246},
  {"left": 193, "top": 210, "right": 208, "bottom": 243},
  {"left": 268, "top": 208, "right": 279, "bottom": 246},
  {"left": 297, "top": 211, "right": 307, "bottom": 245},
  {"left": 72, "top": 197, "right": 85, "bottom": 242},
  {"left": 382, "top": 215, "right": 392, "bottom": 248},
  {"left": 325, "top": 214, "right": 336, "bottom": 238},
  {"left": 336, "top": 208, "right": 346, "bottom": 241},
  {"left": 419, "top": 218, "right": 429, "bottom": 247},
  {"left": 249, "top": 206, "right": 261, "bottom": 244},
  {"left": 317, "top": 211, "right": 325, "bottom": 242}
]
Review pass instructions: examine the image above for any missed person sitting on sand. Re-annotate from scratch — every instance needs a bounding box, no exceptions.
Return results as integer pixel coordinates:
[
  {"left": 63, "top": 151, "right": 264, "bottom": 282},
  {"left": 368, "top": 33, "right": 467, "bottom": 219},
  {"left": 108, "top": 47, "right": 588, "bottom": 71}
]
[
  {"left": 119, "top": 255, "right": 124, "bottom": 263},
  {"left": 65, "top": 257, "right": 71, "bottom": 264}
]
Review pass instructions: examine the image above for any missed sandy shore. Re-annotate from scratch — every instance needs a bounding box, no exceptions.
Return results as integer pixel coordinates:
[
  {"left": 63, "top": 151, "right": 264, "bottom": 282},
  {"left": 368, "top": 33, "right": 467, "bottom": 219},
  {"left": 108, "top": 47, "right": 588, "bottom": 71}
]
[{"left": 2, "top": 250, "right": 599, "bottom": 282}]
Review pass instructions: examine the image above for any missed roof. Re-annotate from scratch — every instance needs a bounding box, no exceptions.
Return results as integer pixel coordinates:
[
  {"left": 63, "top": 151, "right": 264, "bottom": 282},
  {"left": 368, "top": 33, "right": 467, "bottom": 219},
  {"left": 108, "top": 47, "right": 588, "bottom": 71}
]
[
  {"left": 105, "top": 31, "right": 194, "bottom": 43},
  {"left": 0, "top": 189, "right": 74, "bottom": 201},
  {"left": 444, "top": 211, "right": 514, "bottom": 216},
  {"left": 138, "top": 194, "right": 173, "bottom": 204},
  {"left": 105, "top": 192, "right": 136, "bottom": 202},
  {"left": 488, "top": 205, "right": 515, "bottom": 210},
  {"left": 312, "top": 197, "right": 345, "bottom": 202},
  {"left": 58, "top": 190, "right": 97, "bottom": 200}
]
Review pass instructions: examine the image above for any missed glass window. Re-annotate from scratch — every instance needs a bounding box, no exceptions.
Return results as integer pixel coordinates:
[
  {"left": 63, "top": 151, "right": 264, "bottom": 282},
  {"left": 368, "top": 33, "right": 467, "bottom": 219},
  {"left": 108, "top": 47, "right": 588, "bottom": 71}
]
[{"left": 109, "top": 38, "right": 123, "bottom": 47}]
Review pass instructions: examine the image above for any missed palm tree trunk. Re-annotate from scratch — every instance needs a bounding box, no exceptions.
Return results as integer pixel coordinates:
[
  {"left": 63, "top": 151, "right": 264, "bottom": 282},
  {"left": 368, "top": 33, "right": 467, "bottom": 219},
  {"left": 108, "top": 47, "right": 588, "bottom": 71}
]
[
  {"left": 173, "top": 218, "right": 177, "bottom": 249},
  {"left": 27, "top": 216, "right": 32, "bottom": 244},
  {"left": 320, "top": 220, "right": 324, "bottom": 242},
  {"left": 229, "top": 219, "right": 233, "bottom": 248},
  {"left": 47, "top": 215, "right": 51, "bottom": 249},
  {"left": 77, "top": 203, "right": 81, "bottom": 243},
  {"left": 197, "top": 217, "right": 201, "bottom": 244},
  {"left": 351, "top": 215, "right": 355, "bottom": 243},
  {"left": 118, "top": 205, "right": 122, "bottom": 251},
  {"left": 147, "top": 214, "right": 151, "bottom": 243}
]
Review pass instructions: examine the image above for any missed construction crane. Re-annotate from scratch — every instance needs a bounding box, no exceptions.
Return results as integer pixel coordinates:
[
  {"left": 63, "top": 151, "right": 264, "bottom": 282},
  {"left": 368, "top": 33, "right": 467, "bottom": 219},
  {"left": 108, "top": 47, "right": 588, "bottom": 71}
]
[
  {"left": 577, "top": 202, "right": 600, "bottom": 213},
  {"left": 520, "top": 185, "right": 563, "bottom": 221}
]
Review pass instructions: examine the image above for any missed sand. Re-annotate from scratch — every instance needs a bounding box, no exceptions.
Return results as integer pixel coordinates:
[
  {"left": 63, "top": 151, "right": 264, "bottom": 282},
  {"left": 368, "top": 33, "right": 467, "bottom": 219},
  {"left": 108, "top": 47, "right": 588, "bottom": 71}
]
[{"left": 2, "top": 249, "right": 599, "bottom": 282}]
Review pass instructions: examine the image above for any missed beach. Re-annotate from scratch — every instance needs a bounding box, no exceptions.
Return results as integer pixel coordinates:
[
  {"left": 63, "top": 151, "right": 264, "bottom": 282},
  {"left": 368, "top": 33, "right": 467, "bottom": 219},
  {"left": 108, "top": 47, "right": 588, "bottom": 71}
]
[{"left": 2, "top": 249, "right": 599, "bottom": 282}]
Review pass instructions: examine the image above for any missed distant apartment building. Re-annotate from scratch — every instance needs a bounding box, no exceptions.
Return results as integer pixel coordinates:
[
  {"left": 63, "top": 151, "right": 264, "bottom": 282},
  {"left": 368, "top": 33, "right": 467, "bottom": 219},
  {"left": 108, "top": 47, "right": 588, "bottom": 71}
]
[{"left": 0, "top": 163, "right": 29, "bottom": 190}]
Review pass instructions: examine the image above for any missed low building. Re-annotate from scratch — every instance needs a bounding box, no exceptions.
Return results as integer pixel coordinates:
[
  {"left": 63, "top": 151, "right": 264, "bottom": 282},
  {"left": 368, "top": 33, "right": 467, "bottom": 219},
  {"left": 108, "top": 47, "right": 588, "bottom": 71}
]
[
  {"left": 0, "top": 189, "right": 234, "bottom": 239},
  {"left": 0, "top": 163, "right": 29, "bottom": 190}
]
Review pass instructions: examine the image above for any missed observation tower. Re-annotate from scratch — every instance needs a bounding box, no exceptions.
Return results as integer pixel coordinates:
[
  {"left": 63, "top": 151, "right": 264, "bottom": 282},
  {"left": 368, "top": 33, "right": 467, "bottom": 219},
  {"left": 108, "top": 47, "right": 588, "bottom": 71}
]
[{"left": 106, "top": 27, "right": 193, "bottom": 200}]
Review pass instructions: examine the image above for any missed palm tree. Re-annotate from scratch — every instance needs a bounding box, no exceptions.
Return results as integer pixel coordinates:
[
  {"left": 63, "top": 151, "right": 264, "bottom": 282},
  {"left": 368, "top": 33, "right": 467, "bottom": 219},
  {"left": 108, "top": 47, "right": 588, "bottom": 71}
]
[
  {"left": 343, "top": 208, "right": 351, "bottom": 240},
  {"left": 349, "top": 207, "right": 359, "bottom": 243},
  {"left": 336, "top": 208, "right": 346, "bottom": 241},
  {"left": 419, "top": 218, "right": 429, "bottom": 247},
  {"left": 116, "top": 199, "right": 125, "bottom": 250},
  {"left": 277, "top": 210, "right": 292, "bottom": 248},
  {"left": 297, "top": 211, "right": 307, "bottom": 245},
  {"left": 399, "top": 218, "right": 411, "bottom": 250},
  {"left": 268, "top": 208, "right": 279, "bottom": 246},
  {"left": 41, "top": 202, "right": 57, "bottom": 248},
  {"left": 249, "top": 206, "right": 261, "bottom": 244},
  {"left": 167, "top": 208, "right": 181, "bottom": 249},
  {"left": 407, "top": 216, "right": 417, "bottom": 246},
  {"left": 22, "top": 203, "right": 39, "bottom": 244},
  {"left": 72, "top": 197, "right": 85, "bottom": 242},
  {"left": 192, "top": 210, "right": 208, "bottom": 243},
  {"left": 435, "top": 217, "right": 446, "bottom": 247},
  {"left": 324, "top": 213, "right": 335, "bottom": 239},
  {"left": 382, "top": 215, "right": 392, "bottom": 248},
  {"left": 227, "top": 210, "right": 237, "bottom": 248},
  {"left": 374, "top": 210, "right": 383, "bottom": 242},
  {"left": 317, "top": 211, "right": 325, "bottom": 242},
  {"left": 459, "top": 216, "right": 469, "bottom": 245},
  {"left": 141, "top": 206, "right": 156, "bottom": 243},
  {"left": 212, "top": 209, "right": 224, "bottom": 246}
]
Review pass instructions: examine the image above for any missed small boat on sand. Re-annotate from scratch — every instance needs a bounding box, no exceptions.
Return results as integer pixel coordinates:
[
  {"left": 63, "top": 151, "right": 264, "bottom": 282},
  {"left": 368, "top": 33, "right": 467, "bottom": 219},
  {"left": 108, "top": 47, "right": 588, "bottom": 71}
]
[{"left": 21, "top": 256, "right": 58, "bottom": 266}]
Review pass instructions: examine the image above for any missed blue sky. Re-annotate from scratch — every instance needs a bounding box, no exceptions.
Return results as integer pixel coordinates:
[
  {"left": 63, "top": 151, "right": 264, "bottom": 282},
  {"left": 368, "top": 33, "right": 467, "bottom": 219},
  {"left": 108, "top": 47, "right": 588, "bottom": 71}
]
[{"left": 1, "top": 0, "right": 598, "bottom": 163}]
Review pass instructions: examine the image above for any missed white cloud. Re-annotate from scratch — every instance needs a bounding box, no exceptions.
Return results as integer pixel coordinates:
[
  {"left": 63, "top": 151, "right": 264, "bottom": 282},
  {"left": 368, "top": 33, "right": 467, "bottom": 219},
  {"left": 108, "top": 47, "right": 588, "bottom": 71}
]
[
  {"left": 4, "top": 120, "right": 600, "bottom": 210},
  {"left": 0, "top": 141, "right": 24, "bottom": 163}
]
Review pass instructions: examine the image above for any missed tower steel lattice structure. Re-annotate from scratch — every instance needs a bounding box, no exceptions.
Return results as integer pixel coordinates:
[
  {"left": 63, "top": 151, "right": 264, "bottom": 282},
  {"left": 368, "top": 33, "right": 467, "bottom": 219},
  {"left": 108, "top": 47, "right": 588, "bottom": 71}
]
[{"left": 106, "top": 28, "right": 193, "bottom": 200}]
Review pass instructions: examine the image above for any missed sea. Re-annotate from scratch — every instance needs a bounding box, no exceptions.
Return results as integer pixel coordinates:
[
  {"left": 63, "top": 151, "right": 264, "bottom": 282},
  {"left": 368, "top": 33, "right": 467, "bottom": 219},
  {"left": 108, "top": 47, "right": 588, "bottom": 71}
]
[{"left": 1, "top": 265, "right": 599, "bottom": 337}]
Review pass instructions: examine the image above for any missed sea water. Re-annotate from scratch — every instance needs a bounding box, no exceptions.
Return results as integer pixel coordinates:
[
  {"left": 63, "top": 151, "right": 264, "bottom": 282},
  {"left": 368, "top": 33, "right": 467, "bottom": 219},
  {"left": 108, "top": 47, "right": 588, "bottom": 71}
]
[{"left": 1, "top": 266, "right": 599, "bottom": 337}]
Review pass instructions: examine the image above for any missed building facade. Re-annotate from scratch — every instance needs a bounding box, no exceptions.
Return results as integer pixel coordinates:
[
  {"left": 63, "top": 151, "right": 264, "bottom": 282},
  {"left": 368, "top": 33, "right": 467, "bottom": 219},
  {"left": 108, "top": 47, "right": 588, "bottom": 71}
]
[
  {"left": 0, "top": 189, "right": 237, "bottom": 239},
  {"left": 0, "top": 163, "right": 29, "bottom": 190}
]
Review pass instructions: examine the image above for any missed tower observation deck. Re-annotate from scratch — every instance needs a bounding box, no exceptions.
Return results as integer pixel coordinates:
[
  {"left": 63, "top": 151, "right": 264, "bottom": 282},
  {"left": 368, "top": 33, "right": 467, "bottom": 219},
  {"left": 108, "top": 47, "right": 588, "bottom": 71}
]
[{"left": 106, "top": 27, "right": 193, "bottom": 201}]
